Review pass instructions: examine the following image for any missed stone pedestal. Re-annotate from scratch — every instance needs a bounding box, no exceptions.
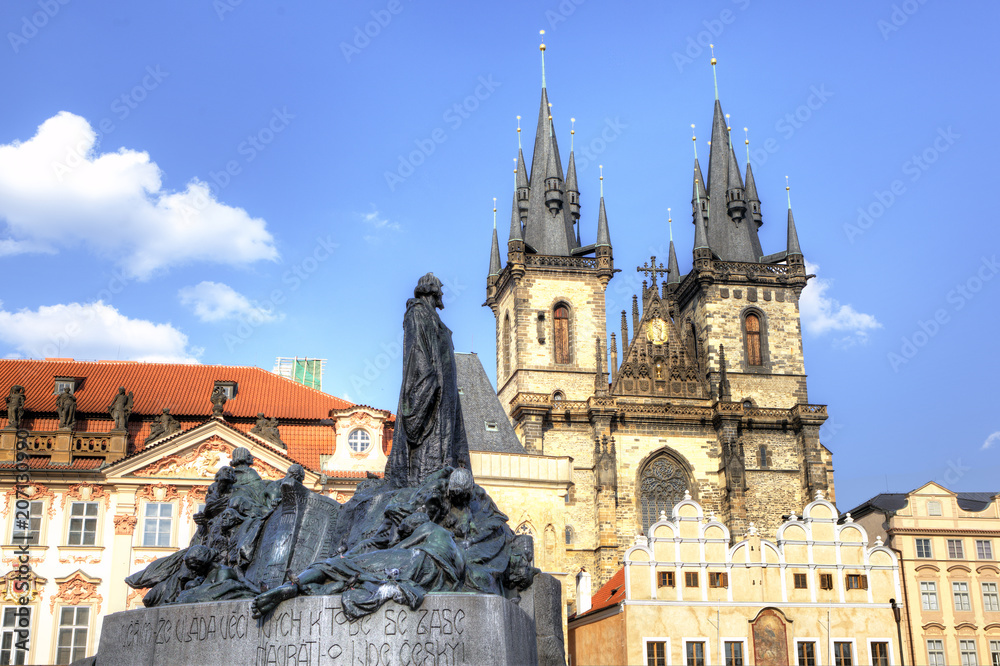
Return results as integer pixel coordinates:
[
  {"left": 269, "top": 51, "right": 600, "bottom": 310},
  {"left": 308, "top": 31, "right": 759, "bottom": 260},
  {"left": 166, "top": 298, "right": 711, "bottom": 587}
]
[{"left": 95, "top": 593, "right": 537, "bottom": 666}]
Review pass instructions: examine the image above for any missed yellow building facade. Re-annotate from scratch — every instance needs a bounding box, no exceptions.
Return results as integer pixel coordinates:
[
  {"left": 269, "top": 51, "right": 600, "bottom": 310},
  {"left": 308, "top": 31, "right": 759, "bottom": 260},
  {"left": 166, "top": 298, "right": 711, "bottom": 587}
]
[
  {"left": 849, "top": 482, "right": 1000, "bottom": 666},
  {"left": 569, "top": 493, "right": 902, "bottom": 666}
]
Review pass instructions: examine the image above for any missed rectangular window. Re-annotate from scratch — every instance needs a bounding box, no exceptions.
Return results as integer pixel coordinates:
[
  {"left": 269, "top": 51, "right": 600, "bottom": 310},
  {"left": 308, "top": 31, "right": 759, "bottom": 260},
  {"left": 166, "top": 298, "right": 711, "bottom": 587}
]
[
  {"left": 686, "top": 641, "right": 705, "bottom": 666},
  {"left": 819, "top": 573, "right": 833, "bottom": 590},
  {"left": 797, "top": 641, "right": 816, "bottom": 666},
  {"left": 10, "top": 501, "right": 42, "bottom": 546},
  {"left": 657, "top": 571, "right": 675, "bottom": 588},
  {"left": 920, "top": 581, "right": 939, "bottom": 610},
  {"left": 142, "top": 503, "right": 173, "bottom": 547},
  {"left": 725, "top": 641, "right": 744, "bottom": 666},
  {"left": 978, "top": 540, "right": 994, "bottom": 560},
  {"left": 646, "top": 641, "right": 666, "bottom": 666},
  {"left": 960, "top": 639, "right": 977, "bottom": 666},
  {"left": 833, "top": 641, "right": 853, "bottom": 666},
  {"left": 793, "top": 573, "right": 808, "bottom": 589},
  {"left": 708, "top": 572, "right": 728, "bottom": 588},
  {"left": 685, "top": 572, "right": 699, "bottom": 588},
  {"left": 989, "top": 640, "right": 1000, "bottom": 666},
  {"left": 953, "top": 581, "right": 972, "bottom": 611},
  {"left": 948, "top": 539, "right": 965, "bottom": 559},
  {"left": 55, "top": 606, "right": 89, "bottom": 665},
  {"left": 926, "top": 639, "right": 945, "bottom": 666},
  {"left": 916, "top": 538, "right": 933, "bottom": 558},
  {"left": 0, "top": 607, "right": 30, "bottom": 665},
  {"left": 67, "top": 502, "right": 98, "bottom": 546},
  {"left": 983, "top": 582, "right": 1000, "bottom": 612},
  {"left": 871, "top": 642, "right": 889, "bottom": 666},
  {"left": 53, "top": 379, "right": 75, "bottom": 394},
  {"left": 845, "top": 574, "right": 868, "bottom": 590},
  {"left": 927, "top": 500, "right": 942, "bottom": 516}
]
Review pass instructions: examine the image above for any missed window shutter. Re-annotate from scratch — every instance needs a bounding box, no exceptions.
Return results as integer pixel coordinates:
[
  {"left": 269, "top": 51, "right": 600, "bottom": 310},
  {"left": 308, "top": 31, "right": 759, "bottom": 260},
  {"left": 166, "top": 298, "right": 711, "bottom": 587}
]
[
  {"left": 722, "top": 573, "right": 729, "bottom": 588},
  {"left": 861, "top": 575, "right": 869, "bottom": 590}
]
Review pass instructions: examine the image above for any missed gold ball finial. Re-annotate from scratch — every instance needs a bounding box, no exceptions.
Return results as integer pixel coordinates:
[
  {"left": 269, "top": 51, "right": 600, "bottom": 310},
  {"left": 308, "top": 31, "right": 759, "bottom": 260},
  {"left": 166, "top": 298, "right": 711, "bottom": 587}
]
[
  {"left": 493, "top": 197, "right": 497, "bottom": 212},
  {"left": 725, "top": 113, "right": 731, "bottom": 132},
  {"left": 570, "top": 117, "right": 575, "bottom": 135},
  {"left": 540, "top": 30, "right": 546, "bottom": 51},
  {"left": 710, "top": 43, "right": 717, "bottom": 65},
  {"left": 785, "top": 175, "right": 790, "bottom": 191},
  {"left": 744, "top": 127, "right": 749, "bottom": 145},
  {"left": 667, "top": 206, "right": 672, "bottom": 222}
]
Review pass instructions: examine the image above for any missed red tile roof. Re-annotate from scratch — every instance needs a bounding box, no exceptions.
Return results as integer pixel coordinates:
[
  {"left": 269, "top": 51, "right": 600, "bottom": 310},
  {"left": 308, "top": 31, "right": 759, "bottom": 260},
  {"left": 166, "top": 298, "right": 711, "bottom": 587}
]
[
  {"left": 577, "top": 568, "right": 626, "bottom": 618},
  {"left": 0, "top": 359, "right": 353, "bottom": 421},
  {"left": 0, "top": 456, "right": 104, "bottom": 470}
]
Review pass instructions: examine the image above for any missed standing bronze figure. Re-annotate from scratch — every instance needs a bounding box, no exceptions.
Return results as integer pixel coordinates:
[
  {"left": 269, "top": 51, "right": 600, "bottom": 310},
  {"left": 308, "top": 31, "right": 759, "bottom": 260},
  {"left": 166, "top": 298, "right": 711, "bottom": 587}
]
[{"left": 385, "top": 273, "right": 470, "bottom": 488}]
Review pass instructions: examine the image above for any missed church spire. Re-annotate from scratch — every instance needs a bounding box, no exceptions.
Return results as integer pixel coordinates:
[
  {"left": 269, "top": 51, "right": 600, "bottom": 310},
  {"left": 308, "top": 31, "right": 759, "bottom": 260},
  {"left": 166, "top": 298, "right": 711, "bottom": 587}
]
[
  {"left": 596, "top": 166, "right": 610, "bottom": 247},
  {"left": 488, "top": 198, "right": 501, "bottom": 278},
  {"left": 566, "top": 118, "right": 580, "bottom": 223},
  {"left": 785, "top": 176, "right": 803, "bottom": 266},
  {"left": 743, "top": 127, "right": 762, "bottom": 228},
  {"left": 595, "top": 165, "right": 614, "bottom": 288},
  {"left": 667, "top": 209, "right": 681, "bottom": 286},
  {"left": 691, "top": 125, "right": 709, "bottom": 230}
]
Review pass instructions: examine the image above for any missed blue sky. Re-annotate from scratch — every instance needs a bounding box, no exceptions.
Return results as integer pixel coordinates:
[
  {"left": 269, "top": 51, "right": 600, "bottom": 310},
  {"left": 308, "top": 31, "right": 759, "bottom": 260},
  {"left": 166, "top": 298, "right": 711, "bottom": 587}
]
[{"left": 1, "top": 1, "right": 997, "bottom": 511}]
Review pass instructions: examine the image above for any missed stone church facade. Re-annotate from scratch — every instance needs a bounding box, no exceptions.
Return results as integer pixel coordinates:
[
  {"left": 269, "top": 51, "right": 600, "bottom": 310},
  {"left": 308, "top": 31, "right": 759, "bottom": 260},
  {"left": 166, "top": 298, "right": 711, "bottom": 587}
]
[{"left": 484, "top": 68, "right": 834, "bottom": 598}]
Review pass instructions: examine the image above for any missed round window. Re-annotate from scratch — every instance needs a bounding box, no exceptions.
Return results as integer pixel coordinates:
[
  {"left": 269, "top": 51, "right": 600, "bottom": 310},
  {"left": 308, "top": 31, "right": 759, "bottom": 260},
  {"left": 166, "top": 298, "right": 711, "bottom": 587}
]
[{"left": 348, "top": 429, "right": 371, "bottom": 453}]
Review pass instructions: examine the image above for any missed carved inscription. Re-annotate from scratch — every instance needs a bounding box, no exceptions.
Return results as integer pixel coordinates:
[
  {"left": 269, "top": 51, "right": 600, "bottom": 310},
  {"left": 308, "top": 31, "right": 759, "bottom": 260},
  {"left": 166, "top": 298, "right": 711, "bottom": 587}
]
[{"left": 113, "top": 601, "right": 472, "bottom": 665}]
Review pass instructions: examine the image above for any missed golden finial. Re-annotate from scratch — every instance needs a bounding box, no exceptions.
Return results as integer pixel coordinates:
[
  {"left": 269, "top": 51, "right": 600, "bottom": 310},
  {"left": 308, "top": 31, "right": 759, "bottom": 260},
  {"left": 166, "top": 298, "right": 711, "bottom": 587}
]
[
  {"left": 785, "top": 175, "right": 792, "bottom": 209},
  {"left": 725, "top": 113, "right": 731, "bottom": 133},
  {"left": 513, "top": 157, "right": 518, "bottom": 187},
  {"left": 744, "top": 127, "right": 750, "bottom": 164},
  {"left": 516, "top": 115, "right": 522, "bottom": 149},
  {"left": 493, "top": 197, "right": 497, "bottom": 229},
  {"left": 539, "top": 30, "right": 547, "bottom": 88},
  {"left": 691, "top": 124, "right": 698, "bottom": 160},
  {"left": 668, "top": 207, "right": 673, "bottom": 242},
  {"left": 570, "top": 117, "right": 575, "bottom": 152},
  {"left": 599, "top": 164, "right": 604, "bottom": 198},
  {"left": 710, "top": 43, "right": 719, "bottom": 100}
]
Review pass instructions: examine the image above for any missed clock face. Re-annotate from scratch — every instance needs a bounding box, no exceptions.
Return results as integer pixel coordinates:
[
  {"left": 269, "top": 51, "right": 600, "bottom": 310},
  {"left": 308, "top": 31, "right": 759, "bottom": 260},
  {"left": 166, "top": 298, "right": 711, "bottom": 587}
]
[{"left": 646, "top": 318, "right": 669, "bottom": 345}]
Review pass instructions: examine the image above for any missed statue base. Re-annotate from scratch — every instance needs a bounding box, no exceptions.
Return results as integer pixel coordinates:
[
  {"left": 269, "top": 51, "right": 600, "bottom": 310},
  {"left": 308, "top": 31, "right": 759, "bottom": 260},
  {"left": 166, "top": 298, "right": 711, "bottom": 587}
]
[{"left": 94, "top": 593, "right": 538, "bottom": 666}]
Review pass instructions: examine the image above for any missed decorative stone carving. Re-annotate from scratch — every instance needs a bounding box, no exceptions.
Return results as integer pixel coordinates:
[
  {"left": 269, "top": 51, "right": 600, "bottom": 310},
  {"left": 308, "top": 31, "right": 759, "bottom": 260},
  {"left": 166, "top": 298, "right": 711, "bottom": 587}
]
[
  {"left": 5, "top": 385, "right": 25, "bottom": 430},
  {"left": 62, "top": 483, "right": 111, "bottom": 510},
  {"left": 594, "top": 435, "right": 617, "bottom": 490},
  {"left": 210, "top": 386, "right": 227, "bottom": 418},
  {"left": 56, "top": 387, "right": 77, "bottom": 429},
  {"left": 114, "top": 515, "right": 138, "bottom": 535},
  {"left": 0, "top": 569, "right": 46, "bottom": 603},
  {"left": 249, "top": 414, "right": 284, "bottom": 448},
  {"left": 1, "top": 483, "right": 56, "bottom": 519},
  {"left": 51, "top": 571, "right": 103, "bottom": 614},
  {"left": 135, "top": 483, "right": 180, "bottom": 504},
  {"left": 134, "top": 439, "right": 232, "bottom": 478},
  {"left": 144, "top": 408, "right": 181, "bottom": 445},
  {"left": 251, "top": 458, "right": 284, "bottom": 481},
  {"left": 638, "top": 455, "right": 689, "bottom": 530},
  {"left": 108, "top": 387, "right": 134, "bottom": 431},
  {"left": 59, "top": 554, "right": 101, "bottom": 565}
]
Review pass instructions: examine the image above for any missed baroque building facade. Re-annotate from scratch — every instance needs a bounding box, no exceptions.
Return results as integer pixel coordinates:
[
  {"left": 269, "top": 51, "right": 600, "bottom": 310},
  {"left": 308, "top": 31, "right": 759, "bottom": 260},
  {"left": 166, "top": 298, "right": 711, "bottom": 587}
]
[{"left": 483, "top": 62, "right": 834, "bottom": 603}]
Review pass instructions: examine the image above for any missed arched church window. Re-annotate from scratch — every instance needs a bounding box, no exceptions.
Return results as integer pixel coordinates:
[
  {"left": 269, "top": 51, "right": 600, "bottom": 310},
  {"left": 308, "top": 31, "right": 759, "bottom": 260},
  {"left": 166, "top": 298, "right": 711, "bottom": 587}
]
[
  {"left": 554, "top": 304, "right": 570, "bottom": 364},
  {"left": 552, "top": 390, "right": 565, "bottom": 403},
  {"left": 638, "top": 454, "right": 689, "bottom": 531},
  {"left": 745, "top": 313, "right": 762, "bottom": 366},
  {"left": 758, "top": 444, "right": 770, "bottom": 469},
  {"left": 565, "top": 525, "right": 574, "bottom": 545},
  {"left": 502, "top": 312, "right": 511, "bottom": 379}
]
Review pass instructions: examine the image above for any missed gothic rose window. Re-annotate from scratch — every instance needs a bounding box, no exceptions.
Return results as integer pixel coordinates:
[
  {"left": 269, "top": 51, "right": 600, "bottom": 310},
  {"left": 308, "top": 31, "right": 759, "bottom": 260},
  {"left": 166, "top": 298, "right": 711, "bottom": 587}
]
[
  {"left": 745, "top": 313, "right": 762, "bottom": 366},
  {"left": 554, "top": 304, "right": 570, "bottom": 364},
  {"left": 638, "top": 455, "right": 689, "bottom": 530}
]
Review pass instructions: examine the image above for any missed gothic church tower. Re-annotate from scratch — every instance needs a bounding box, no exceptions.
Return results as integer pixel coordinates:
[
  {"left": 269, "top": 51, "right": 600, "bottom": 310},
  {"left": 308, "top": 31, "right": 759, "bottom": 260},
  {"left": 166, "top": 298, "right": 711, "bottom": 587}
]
[{"left": 484, "top": 49, "right": 833, "bottom": 595}]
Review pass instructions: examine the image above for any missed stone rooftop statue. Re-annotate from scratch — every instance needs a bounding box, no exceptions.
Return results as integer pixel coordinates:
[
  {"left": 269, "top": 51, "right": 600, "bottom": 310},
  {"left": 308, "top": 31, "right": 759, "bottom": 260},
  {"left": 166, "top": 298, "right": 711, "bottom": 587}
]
[
  {"left": 56, "top": 387, "right": 76, "bottom": 429},
  {"left": 5, "top": 385, "right": 24, "bottom": 430},
  {"left": 107, "top": 387, "right": 133, "bottom": 431}
]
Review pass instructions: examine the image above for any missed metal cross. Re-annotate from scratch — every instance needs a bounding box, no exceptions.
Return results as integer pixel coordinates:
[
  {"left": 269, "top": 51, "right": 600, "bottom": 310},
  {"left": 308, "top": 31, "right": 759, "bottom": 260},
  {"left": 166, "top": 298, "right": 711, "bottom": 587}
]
[{"left": 637, "top": 256, "right": 668, "bottom": 286}]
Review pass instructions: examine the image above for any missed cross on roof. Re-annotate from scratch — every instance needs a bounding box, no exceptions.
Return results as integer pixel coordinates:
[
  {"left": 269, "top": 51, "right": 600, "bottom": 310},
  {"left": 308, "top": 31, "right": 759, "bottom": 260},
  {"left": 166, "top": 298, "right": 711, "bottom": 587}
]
[{"left": 637, "top": 256, "right": 668, "bottom": 286}]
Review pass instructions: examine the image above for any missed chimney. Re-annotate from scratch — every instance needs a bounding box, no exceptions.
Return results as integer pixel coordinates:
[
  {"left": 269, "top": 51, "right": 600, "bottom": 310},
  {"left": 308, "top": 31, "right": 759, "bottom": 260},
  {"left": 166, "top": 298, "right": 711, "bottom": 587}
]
[{"left": 575, "top": 568, "right": 592, "bottom": 614}]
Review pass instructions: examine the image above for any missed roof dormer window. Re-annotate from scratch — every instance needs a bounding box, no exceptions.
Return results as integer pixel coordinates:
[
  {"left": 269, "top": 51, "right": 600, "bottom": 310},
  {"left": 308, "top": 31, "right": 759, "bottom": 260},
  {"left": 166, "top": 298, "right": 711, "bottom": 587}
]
[
  {"left": 214, "top": 381, "right": 238, "bottom": 399},
  {"left": 54, "top": 378, "right": 77, "bottom": 394}
]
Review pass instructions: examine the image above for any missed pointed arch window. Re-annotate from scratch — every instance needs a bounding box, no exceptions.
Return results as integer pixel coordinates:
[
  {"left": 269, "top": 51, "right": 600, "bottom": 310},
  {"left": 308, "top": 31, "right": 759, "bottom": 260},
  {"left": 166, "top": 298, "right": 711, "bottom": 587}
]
[
  {"left": 758, "top": 445, "right": 770, "bottom": 469},
  {"left": 638, "top": 454, "right": 689, "bottom": 531},
  {"left": 554, "top": 304, "right": 570, "bottom": 364},
  {"left": 502, "top": 312, "right": 512, "bottom": 379},
  {"left": 744, "top": 313, "right": 762, "bottom": 366}
]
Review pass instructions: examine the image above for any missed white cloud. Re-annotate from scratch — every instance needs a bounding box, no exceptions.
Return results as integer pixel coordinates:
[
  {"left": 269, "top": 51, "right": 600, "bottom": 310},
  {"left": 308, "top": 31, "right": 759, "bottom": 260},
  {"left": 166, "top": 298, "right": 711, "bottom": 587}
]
[
  {"left": 178, "top": 281, "right": 281, "bottom": 324},
  {"left": 0, "top": 301, "right": 199, "bottom": 362},
  {"left": 983, "top": 431, "right": 1000, "bottom": 451},
  {"left": 0, "top": 112, "right": 279, "bottom": 279},
  {"left": 362, "top": 207, "right": 400, "bottom": 243},
  {"left": 799, "top": 261, "right": 881, "bottom": 347}
]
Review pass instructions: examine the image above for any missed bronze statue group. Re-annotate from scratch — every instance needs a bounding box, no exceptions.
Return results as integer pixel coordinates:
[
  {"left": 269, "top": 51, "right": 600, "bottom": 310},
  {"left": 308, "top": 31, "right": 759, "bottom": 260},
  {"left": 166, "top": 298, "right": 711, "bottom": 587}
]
[{"left": 126, "top": 274, "right": 539, "bottom": 620}]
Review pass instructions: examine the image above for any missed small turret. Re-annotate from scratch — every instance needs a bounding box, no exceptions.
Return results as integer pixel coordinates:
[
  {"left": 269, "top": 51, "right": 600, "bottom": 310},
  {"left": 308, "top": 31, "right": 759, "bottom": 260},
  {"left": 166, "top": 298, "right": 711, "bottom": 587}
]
[
  {"left": 725, "top": 116, "right": 747, "bottom": 225},
  {"left": 667, "top": 210, "right": 681, "bottom": 287},
  {"left": 610, "top": 333, "right": 618, "bottom": 383},
  {"left": 566, "top": 118, "right": 580, "bottom": 221},
  {"left": 744, "top": 128, "right": 762, "bottom": 228},
  {"left": 595, "top": 166, "right": 614, "bottom": 289},
  {"left": 516, "top": 147, "right": 530, "bottom": 221},
  {"left": 620, "top": 310, "right": 629, "bottom": 350},
  {"left": 544, "top": 135, "right": 564, "bottom": 214},
  {"left": 506, "top": 192, "right": 525, "bottom": 273},
  {"left": 690, "top": 125, "right": 710, "bottom": 230},
  {"left": 785, "top": 177, "right": 804, "bottom": 267},
  {"left": 486, "top": 198, "right": 502, "bottom": 303}
]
